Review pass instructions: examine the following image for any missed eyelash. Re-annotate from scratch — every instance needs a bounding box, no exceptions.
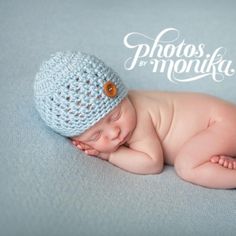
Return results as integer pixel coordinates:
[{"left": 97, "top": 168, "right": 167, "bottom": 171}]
[
  {"left": 109, "top": 110, "right": 121, "bottom": 122},
  {"left": 90, "top": 131, "right": 101, "bottom": 141},
  {"left": 88, "top": 109, "right": 121, "bottom": 142}
]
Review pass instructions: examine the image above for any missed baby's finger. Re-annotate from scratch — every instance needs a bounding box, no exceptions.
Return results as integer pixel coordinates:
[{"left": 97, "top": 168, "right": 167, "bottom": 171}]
[
  {"left": 85, "top": 149, "right": 99, "bottom": 157},
  {"left": 76, "top": 144, "right": 82, "bottom": 149},
  {"left": 70, "top": 140, "right": 82, "bottom": 149},
  {"left": 71, "top": 141, "right": 83, "bottom": 150},
  {"left": 80, "top": 142, "right": 92, "bottom": 150},
  {"left": 71, "top": 140, "right": 76, "bottom": 145}
]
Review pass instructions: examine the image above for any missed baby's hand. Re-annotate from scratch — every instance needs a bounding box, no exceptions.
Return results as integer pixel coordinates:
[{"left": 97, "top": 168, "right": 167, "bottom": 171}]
[{"left": 71, "top": 140, "right": 110, "bottom": 161}]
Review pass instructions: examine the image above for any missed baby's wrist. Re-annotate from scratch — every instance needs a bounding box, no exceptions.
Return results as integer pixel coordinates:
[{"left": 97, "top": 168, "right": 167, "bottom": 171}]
[
  {"left": 107, "top": 152, "right": 112, "bottom": 162},
  {"left": 99, "top": 152, "right": 110, "bottom": 161}
]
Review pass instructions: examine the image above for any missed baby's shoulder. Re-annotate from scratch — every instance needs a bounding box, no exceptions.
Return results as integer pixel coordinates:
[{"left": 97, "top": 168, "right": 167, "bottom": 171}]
[
  {"left": 128, "top": 90, "right": 156, "bottom": 115},
  {"left": 128, "top": 89, "right": 224, "bottom": 105},
  {"left": 127, "top": 90, "right": 161, "bottom": 135},
  {"left": 128, "top": 90, "right": 165, "bottom": 106},
  {"left": 127, "top": 90, "right": 173, "bottom": 116}
]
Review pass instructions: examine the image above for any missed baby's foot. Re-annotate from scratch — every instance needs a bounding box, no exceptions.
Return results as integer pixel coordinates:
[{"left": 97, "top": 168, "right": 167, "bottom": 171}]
[{"left": 210, "top": 155, "right": 236, "bottom": 169}]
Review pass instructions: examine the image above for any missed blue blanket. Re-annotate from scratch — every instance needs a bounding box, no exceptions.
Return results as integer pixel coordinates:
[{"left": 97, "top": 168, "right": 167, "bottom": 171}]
[{"left": 1, "top": 0, "right": 236, "bottom": 235}]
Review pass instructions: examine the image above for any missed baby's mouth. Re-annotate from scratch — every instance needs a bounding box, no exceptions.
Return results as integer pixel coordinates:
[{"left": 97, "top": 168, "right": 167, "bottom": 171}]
[{"left": 118, "top": 132, "right": 130, "bottom": 146}]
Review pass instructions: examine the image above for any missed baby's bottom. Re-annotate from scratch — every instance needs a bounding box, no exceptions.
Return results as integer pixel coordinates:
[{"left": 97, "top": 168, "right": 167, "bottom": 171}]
[{"left": 174, "top": 121, "right": 236, "bottom": 189}]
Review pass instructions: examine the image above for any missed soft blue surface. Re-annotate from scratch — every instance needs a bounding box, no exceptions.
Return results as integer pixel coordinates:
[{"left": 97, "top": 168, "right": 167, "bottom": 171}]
[{"left": 1, "top": 0, "right": 236, "bottom": 236}]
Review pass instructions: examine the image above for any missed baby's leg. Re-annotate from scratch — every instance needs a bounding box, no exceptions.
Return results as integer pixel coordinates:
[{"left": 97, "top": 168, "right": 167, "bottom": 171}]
[
  {"left": 174, "top": 122, "right": 236, "bottom": 189},
  {"left": 211, "top": 155, "right": 236, "bottom": 169}
]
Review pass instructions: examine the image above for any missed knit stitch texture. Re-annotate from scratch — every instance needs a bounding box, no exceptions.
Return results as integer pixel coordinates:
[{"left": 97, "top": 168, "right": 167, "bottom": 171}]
[{"left": 34, "top": 51, "right": 128, "bottom": 137}]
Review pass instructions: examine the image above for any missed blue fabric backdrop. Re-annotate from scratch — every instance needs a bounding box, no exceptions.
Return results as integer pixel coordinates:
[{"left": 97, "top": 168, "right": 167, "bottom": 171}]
[{"left": 0, "top": 0, "right": 236, "bottom": 235}]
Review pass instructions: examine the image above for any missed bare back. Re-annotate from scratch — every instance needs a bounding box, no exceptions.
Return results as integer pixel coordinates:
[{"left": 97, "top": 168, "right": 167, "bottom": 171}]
[{"left": 128, "top": 90, "right": 236, "bottom": 165}]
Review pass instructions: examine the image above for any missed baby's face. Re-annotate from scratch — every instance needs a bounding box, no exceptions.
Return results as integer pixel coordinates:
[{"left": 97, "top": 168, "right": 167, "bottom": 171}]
[{"left": 71, "top": 97, "right": 136, "bottom": 153}]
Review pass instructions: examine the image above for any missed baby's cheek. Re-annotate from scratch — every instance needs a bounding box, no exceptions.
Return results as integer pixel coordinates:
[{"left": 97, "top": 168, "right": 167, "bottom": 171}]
[
  {"left": 122, "top": 114, "right": 134, "bottom": 128},
  {"left": 95, "top": 139, "right": 107, "bottom": 150},
  {"left": 96, "top": 139, "right": 113, "bottom": 152}
]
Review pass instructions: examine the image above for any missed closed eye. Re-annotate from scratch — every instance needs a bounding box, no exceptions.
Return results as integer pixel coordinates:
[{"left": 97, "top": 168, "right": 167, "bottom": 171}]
[
  {"left": 89, "top": 131, "right": 101, "bottom": 141},
  {"left": 109, "top": 108, "right": 121, "bottom": 122}
]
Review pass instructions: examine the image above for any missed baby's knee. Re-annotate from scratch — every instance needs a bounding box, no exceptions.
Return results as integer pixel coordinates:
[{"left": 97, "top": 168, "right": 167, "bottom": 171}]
[{"left": 174, "top": 158, "right": 195, "bottom": 181}]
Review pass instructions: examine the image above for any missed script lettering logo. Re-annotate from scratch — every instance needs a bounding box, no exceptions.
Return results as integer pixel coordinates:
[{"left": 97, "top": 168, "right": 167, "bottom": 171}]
[{"left": 123, "top": 28, "right": 235, "bottom": 83}]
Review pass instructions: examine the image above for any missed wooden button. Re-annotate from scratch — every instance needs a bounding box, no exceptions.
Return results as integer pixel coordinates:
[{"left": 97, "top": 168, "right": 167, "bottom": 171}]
[{"left": 103, "top": 81, "right": 117, "bottom": 98}]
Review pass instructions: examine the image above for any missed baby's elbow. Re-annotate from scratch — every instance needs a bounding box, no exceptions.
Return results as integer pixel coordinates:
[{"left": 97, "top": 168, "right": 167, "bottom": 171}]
[
  {"left": 148, "top": 151, "right": 164, "bottom": 174},
  {"left": 156, "top": 166, "right": 164, "bottom": 174},
  {"left": 154, "top": 165, "right": 164, "bottom": 174},
  {"left": 152, "top": 159, "right": 164, "bottom": 174}
]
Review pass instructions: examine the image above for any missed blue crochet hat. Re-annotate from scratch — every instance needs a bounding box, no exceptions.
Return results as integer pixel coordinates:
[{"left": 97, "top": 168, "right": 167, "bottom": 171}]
[{"left": 34, "top": 51, "right": 128, "bottom": 137}]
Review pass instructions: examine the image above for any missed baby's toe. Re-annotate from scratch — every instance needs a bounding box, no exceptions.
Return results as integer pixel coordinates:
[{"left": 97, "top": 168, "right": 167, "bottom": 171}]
[
  {"left": 233, "top": 161, "right": 236, "bottom": 169},
  {"left": 218, "top": 159, "right": 224, "bottom": 165},
  {"left": 228, "top": 162, "right": 233, "bottom": 169},
  {"left": 223, "top": 160, "right": 229, "bottom": 168},
  {"left": 218, "top": 157, "right": 225, "bottom": 165},
  {"left": 210, "top": 156, "right": 220, "bottom": 163}
]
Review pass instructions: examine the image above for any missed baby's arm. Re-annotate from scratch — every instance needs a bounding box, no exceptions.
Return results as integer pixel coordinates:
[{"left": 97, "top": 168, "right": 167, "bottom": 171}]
[
  {"left": 108, "top": 136, "right": 164, "bottom": 175},
  {"left": 72, "top": 134, "right": 164, "bottom": 175}
]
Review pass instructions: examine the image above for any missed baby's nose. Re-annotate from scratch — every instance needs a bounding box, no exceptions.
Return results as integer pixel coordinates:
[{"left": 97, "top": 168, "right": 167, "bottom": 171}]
[{"left": 108, "top": 126, "right": 121, "bottom": 140}]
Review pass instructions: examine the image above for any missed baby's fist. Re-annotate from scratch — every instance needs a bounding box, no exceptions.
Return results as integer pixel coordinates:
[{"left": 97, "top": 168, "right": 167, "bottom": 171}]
[{"left": 71, "top": 140, "right": 110, "bottom": 161}]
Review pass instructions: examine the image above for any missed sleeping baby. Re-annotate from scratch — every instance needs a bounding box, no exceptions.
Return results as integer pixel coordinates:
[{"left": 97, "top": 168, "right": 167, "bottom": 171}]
[{"left": 34, "top": 51, "right": 236, "bottom": 189}]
